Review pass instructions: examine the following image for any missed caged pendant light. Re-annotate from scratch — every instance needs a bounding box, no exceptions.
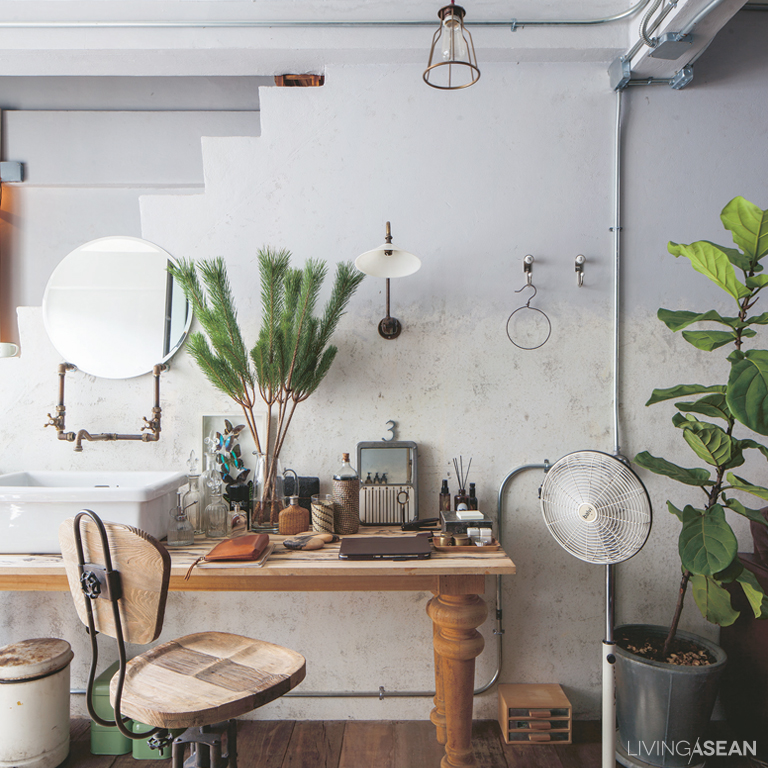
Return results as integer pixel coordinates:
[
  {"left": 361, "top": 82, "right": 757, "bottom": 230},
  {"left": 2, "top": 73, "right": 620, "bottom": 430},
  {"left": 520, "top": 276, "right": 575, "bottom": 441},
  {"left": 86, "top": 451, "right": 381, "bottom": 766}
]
[{"left": 423, "top": 1, "right": 480, "bottom": 90}]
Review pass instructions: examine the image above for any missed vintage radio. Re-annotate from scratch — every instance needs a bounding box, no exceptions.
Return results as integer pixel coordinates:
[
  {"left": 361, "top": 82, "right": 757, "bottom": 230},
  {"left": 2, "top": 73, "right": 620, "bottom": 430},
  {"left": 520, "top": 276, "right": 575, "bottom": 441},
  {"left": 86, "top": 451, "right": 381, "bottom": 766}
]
[{"left": 357, "top": 441, "right": 418, "bottom": 525}]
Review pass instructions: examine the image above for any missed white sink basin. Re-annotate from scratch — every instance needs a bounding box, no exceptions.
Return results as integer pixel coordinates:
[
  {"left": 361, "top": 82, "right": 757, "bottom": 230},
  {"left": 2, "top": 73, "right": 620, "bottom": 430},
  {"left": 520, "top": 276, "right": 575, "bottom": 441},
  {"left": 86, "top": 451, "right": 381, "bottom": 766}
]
[{"left": 0, "top": 471, "right": 185, "bottom": 554}]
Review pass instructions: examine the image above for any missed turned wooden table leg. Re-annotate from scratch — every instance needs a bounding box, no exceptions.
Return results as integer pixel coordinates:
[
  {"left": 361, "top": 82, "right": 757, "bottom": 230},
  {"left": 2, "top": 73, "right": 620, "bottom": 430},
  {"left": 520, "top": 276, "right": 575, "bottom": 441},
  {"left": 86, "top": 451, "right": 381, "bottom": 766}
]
[
  {"left": 428, "top": 596, "right": 447, "bottom": 745},
  {"left": 427, "top": 593, "right": 487, "bottom": 768}
]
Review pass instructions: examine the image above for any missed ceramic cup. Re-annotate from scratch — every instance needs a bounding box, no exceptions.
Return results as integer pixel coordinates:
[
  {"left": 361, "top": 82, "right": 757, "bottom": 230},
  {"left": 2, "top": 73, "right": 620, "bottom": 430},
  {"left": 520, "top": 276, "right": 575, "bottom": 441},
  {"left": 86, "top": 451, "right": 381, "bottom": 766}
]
[{"left": 0, "top": 343, "right": 18, "bottom": 358}]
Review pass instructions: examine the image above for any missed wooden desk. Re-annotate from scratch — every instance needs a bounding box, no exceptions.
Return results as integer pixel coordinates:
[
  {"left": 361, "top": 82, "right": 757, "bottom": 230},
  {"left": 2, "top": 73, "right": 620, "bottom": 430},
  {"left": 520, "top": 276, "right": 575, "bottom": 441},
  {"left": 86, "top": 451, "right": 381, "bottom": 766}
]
[{"left": 0, "top": 528, "right": 516, "bottom": 768}]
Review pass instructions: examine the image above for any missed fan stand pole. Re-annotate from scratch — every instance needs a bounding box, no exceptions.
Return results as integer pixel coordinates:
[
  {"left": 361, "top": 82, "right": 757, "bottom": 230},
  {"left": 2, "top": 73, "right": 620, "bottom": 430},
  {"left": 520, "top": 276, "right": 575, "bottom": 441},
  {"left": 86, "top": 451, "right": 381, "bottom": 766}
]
[{"left": 603, "top": 563, "right": 617, "bottom": 768}]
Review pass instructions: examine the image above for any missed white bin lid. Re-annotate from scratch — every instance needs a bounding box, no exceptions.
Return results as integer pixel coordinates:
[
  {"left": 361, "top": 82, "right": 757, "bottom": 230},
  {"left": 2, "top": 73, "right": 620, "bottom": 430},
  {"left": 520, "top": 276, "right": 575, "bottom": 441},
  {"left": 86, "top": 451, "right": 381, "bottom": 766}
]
[{"left": 0, "top": 638, "right": 73, "bottom": 681}]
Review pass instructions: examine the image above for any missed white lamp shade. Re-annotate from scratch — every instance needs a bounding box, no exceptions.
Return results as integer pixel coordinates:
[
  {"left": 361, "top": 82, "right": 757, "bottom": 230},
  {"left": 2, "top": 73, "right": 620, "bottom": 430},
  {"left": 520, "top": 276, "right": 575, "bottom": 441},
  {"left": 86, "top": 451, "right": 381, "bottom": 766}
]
[{"left": 355, "top": 243, "right": 422, "bottom": 278}]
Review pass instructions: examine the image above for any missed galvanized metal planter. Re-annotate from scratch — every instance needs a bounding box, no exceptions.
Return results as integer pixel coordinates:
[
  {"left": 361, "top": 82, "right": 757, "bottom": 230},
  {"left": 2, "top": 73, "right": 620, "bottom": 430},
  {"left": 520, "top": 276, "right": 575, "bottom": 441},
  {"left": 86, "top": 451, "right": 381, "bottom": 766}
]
[{"left": 614, "top": 624, "right": 727, "bottom": 768}]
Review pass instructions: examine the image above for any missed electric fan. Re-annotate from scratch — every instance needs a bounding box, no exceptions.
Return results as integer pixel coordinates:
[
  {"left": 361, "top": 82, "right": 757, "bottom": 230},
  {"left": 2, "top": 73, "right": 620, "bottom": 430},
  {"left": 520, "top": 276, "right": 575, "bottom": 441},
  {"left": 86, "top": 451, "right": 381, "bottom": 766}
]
[{"left": 540, "top": 449, "right": 651, "bottom": 768}]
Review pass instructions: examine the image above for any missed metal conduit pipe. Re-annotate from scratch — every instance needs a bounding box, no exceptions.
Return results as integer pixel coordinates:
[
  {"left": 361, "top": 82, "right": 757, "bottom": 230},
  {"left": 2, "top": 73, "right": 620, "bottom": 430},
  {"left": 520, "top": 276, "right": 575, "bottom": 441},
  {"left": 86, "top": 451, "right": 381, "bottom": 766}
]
[
  {"left": 623, "top": 1, "right": 679, "bottom": 66},
  {"left": 0, "top": 0, "right": 651, "bottom": 29},
  {"left": 613, "top": 88, "right": 624, "bottom": 458},
  {"left": 680, "top": 0, "right": 732, "bottom": 32}
]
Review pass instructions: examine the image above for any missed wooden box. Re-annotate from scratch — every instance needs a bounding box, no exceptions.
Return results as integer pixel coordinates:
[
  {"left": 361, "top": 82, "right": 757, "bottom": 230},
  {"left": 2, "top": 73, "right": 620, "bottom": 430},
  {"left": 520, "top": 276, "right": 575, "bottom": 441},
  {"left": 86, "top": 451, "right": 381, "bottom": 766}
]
[{"left": 497, "top": 683, "right": 572, "bottom": 744}]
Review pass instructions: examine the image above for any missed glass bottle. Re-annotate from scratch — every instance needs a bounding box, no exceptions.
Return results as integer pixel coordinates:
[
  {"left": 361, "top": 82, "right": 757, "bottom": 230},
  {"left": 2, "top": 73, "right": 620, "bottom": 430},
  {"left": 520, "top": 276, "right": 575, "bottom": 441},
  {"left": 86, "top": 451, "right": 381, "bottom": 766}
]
[
  {"left": 333, "top": 453, "right": 360, "bottom": 535},
  {"left": 439, "top": 479, "right": 451, "bottom": 514},
  {"left": 200, "top": 435, "right": 218, "bottom": 513},
  {"left": 279, "top": 495, "right": 310, "bottom": 536},
  {"left": 454, "top": 487, "right": 469, "bottom": 511},
  {"left": 167, "top": 488, "right": 194, "bottom": 547},
  {"left": 183, "top": 451, "right": 204, "bottom": 534},
  {"left": 205, "top": 477, "right": 229, "bottom": 539},
  {"left": 468, "top": 483, "right": 478, "bottom": 511},
  {"left": 183, "top": 474, "right": 203, "bottom": 534},
  {"left": 229, "top": 502, "right": 247, "bottom": 537}
]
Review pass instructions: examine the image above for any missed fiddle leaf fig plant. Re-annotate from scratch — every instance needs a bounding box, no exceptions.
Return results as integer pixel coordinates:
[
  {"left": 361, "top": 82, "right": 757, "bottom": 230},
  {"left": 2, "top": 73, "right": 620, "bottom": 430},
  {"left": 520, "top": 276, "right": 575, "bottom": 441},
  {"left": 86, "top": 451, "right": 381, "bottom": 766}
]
[{"left": 635, "top": 196, "right": 768, "bottom": 657}]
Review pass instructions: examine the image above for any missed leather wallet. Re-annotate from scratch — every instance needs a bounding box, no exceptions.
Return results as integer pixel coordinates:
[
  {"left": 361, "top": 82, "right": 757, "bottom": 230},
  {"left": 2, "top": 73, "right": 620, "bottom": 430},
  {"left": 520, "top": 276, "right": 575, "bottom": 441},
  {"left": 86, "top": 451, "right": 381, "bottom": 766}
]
[{"left": 184, "top": 533, "right": 270, "bottom": 579}]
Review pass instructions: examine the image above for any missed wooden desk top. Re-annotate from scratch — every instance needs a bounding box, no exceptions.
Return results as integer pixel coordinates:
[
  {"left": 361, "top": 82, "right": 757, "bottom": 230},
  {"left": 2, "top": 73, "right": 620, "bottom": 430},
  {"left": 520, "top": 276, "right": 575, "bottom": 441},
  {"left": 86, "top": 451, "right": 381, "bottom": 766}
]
[{"left": 0, "top": 528, "right": 516, "bottom": 594}]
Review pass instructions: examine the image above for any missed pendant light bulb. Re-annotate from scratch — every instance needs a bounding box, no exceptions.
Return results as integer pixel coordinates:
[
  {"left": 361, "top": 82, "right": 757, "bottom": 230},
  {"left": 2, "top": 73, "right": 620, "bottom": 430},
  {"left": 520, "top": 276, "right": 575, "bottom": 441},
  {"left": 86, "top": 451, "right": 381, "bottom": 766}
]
[
  {"left": 441, "top": 15, "right": 468, "bottom": 61},
  {"left": 424, "top": 2, "right": 480, "bottom": 91}
]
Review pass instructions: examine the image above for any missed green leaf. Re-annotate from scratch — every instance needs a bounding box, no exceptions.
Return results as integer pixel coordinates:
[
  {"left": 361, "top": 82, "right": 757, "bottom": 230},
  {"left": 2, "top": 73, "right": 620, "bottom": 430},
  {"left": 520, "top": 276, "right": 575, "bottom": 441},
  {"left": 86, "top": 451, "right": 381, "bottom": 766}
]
[
  {"left": 690, "top": 574, "right": 740, "bottom": 626},
  {"left": 746, "top": 274, "right": 768, "bottom": 289},
  {"left": 728, "top": 349, "right": 745, "bottom": 363},
  {"left": 668, "top": 240, "right": 751, "bottom": 300},
  {"left": 714, "top": 559, "right": 742, "bottom": 583},
  {"left": 745, "top": 311, "right": 768, "bottom": 325},
  {"left": 671, "top": 412, "right": 694, "bottom": 428},
  {"left": 657, "top": 308, "right": 740, "bottom": 332},
  {"left": 679, "top": 504, "right": 738, "bottom": 575},
  {"left": 727, "top": 349, "right": 768, "bottom": 435},
  {"left": 700, "top": 240, "right": 760, "bottom": 273},
  {"left": 675, "top": 393, "right": 731, "bottom": 422},
  {"left": 681, "top": 329, "right": 736, "bottom": 351},
  {"left": 677, "top": 420, "right": 739, "bottom": 467},
  {"left": 634, "top": 451, "right": 713, "bottom": 486},
  {"left": 735, "top": 437, "right": 768, "bottom": 462},
  {"left": 726, "top": 473, "right": 768, "bottom": 502},
  {"left": 646, "top": 384, "right": 726, "bottom": 406},
  {"left": 667, "top": 501, "right": 685, "bottom": 521},
  {"left": 720, "top": 196, "right": 768, "bottom": 263},
  {"left": 722, "top": 497, "right": 768, "bottom": 527},
  {"left": 736, "top": 566, "right": 768, "bottom": 619}
]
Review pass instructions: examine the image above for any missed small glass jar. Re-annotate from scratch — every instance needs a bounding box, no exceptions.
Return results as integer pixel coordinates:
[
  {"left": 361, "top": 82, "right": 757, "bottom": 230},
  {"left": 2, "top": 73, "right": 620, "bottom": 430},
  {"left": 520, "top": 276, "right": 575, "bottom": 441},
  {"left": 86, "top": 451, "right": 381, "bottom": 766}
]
[
  {"left": 167, "top": 490, "right": 194, "bottom": 547},
  {"left": 205, "top": 478, "right": 229, "bottom": 539}
]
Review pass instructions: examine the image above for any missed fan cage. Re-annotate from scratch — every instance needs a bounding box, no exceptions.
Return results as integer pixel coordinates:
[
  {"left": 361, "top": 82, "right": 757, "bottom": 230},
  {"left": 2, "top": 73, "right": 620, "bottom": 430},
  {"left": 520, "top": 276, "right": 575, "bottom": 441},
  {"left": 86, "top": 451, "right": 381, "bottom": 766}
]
[{"left": 540, "top": 450, "right": 651, "bottom": 565}]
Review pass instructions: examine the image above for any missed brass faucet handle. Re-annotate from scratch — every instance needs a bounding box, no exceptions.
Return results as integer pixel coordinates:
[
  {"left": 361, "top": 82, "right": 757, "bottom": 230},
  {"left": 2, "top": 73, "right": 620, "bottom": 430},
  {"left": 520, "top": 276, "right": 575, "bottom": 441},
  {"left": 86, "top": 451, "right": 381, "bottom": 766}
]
[
  {"left": 142, "top": 407, "right": 162, "bottom": 433},
  {"left": 45, "top": 412, "right": 63, "bottom": 429}
]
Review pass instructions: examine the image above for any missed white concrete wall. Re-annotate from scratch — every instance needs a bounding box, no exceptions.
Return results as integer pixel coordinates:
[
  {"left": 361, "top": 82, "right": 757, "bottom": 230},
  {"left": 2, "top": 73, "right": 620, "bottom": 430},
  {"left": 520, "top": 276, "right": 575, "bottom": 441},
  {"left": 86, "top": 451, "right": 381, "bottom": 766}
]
[{"left": 0, "top": 10, "right": 767, "bottom": 721}]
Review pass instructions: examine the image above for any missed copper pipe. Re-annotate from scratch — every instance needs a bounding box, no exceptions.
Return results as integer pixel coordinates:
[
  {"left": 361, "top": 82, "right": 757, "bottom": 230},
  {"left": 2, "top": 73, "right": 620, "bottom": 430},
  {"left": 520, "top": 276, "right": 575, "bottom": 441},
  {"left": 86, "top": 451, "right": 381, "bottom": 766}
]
[{"left": 48, "top": 363, "right": 168, "bottom": 451}]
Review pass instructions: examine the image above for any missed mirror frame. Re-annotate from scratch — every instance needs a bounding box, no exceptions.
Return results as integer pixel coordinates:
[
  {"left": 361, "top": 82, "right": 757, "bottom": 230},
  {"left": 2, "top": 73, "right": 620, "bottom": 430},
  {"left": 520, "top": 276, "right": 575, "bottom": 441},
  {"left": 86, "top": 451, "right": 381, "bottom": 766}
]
[{"left": 42, "top": 236, "right": 192, "bottom": 379}]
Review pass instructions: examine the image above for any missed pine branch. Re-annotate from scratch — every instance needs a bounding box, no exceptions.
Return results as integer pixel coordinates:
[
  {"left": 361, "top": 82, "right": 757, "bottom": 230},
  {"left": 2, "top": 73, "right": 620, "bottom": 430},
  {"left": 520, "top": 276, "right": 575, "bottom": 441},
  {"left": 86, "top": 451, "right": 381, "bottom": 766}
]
[
  {"left": 317, "top": 261, "right": 366, "bottom": 350},
  {"left": 172, "top": 250, "right": 364, "bottom": 466}
]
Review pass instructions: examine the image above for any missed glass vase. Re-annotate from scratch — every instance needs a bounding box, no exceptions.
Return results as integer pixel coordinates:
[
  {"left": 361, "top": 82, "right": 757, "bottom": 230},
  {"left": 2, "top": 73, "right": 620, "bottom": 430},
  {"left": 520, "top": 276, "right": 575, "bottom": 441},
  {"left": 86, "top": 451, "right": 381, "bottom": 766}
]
[{"left": 250, "top": 453, "right": 285, "bottom": 532}]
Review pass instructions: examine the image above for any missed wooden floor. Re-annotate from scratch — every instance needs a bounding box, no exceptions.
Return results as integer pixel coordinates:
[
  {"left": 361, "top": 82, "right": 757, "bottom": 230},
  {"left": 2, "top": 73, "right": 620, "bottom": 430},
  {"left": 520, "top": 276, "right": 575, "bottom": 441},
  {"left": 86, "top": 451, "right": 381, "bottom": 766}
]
[{"left": 65, "top": 719, "right": 758, "bottom": 768}]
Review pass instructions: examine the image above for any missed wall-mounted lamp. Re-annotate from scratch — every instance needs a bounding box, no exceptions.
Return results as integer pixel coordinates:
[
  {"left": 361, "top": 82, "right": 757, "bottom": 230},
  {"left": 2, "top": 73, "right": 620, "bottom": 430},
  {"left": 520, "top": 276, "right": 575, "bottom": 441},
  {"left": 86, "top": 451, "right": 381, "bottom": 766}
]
[
  {"left": 423, "top": 1, "right": 480, "bottom": 90},
  {"left": 355, "top": 222, "right": 421, "bottom": 340}
]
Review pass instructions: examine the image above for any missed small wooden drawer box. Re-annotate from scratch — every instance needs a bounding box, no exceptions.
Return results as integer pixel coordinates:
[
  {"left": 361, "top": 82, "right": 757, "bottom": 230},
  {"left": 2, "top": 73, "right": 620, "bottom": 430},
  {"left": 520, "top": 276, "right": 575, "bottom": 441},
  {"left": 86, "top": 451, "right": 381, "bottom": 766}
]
[{"left": 498, "top": 683, "right": 572, "bottom": 745}]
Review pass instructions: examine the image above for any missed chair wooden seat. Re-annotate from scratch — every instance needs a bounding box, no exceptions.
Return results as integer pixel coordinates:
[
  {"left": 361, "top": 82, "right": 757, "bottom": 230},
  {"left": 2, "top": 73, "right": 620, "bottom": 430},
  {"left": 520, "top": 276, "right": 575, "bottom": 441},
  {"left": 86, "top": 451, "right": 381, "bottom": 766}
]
[
  {"left": 112, "top": 631, "right": 306, "bottom": 729},
  {"left": 59, "top": 513, "right": 305, "bottom": 766}
]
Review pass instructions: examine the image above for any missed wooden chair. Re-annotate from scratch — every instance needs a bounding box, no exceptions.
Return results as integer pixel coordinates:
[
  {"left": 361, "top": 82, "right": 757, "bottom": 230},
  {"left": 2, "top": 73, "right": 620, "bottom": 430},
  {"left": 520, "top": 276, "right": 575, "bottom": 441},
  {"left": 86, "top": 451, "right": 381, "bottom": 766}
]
[{"left": 59, "top": 511, "right": 305, "bottom": 768}]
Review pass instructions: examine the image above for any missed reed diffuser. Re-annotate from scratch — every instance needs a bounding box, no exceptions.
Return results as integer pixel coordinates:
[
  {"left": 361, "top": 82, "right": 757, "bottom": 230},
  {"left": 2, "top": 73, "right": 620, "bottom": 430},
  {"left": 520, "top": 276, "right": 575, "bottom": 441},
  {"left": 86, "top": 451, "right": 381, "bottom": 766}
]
[{"left": 452, "top": 455, "right": 472, "bottom": 510}]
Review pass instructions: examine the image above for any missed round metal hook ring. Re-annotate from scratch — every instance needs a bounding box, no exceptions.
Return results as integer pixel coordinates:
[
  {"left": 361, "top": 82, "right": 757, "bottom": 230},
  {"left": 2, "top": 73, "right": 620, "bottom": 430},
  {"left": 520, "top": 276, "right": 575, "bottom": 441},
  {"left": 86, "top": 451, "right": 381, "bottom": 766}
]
[{"left": 506, "top": 305, "right": 552, "bottom": 350}]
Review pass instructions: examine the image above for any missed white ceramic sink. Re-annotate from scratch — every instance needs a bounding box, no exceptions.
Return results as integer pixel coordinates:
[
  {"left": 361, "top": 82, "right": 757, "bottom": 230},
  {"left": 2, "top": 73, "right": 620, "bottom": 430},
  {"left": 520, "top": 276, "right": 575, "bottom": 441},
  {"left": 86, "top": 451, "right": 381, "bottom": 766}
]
[{"left": 0, "top": 471, "right": 185, "bottom": 554}]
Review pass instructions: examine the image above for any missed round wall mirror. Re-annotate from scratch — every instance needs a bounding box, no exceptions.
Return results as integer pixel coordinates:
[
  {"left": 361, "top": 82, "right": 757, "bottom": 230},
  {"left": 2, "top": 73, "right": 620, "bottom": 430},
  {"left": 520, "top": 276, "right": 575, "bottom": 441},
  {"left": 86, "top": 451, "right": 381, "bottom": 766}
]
[{"left": 42, "top": 236, "right": 192, "bottom": 379}]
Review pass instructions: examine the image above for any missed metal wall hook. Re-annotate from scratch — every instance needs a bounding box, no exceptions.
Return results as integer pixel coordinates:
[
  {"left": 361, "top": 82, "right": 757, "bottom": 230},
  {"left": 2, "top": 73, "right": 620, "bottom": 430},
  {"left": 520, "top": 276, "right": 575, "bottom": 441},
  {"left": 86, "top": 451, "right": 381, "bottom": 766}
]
[
  {"left": 523, "top": 254, "right": 534, "bottom": 286},
  {"left": 575, "top": 254, "right": 586, "bottom": 287}
]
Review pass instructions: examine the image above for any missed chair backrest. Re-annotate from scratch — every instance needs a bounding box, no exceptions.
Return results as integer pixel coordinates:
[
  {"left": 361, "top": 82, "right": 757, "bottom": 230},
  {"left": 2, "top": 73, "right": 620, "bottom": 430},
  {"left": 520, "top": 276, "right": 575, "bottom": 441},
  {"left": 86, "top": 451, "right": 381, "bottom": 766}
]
[{"left": 59, "top": 514, "right": 171, "bottom": 645}]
